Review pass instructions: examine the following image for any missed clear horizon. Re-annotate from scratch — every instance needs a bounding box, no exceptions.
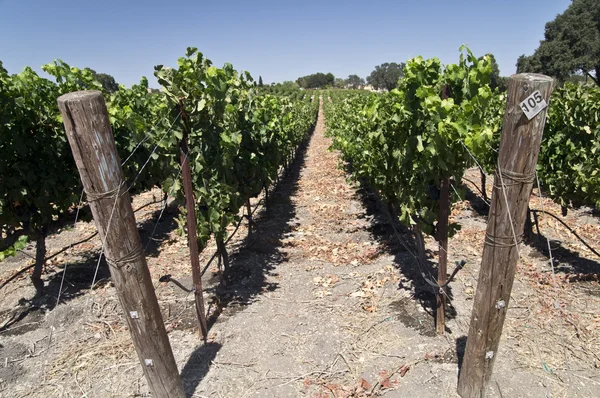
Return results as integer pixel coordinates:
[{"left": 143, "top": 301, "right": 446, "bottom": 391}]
[{"left": 0, "top": 0, "right": 572, "bottom": 87}]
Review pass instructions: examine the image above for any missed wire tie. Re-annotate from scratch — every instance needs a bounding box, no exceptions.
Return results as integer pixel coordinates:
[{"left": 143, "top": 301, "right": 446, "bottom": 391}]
[
  {"left": 86, "top": 180, "right": 127, "bottom": 202},
  {"left": 106, "top": 243, "right": 144, "bottom": 270},
  {"left": 484, "top": 232, "right": 523, "bottom": 248},
  {"left": 493, "top": 167, "right": 535, "bottom": 189}
]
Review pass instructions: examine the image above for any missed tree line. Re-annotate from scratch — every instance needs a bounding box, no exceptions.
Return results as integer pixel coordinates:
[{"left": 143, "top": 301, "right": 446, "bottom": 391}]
[
  {"left": 517, "top": 0, "right": 599, "bottom": 86},
  {"left": 266, "top": 0, "right": 598, "bottom": 93}
]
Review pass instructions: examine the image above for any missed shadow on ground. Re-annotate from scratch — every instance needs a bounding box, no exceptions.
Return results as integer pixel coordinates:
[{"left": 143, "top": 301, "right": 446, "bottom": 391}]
[
  {"left": 461, "top": 182, "right": 600, "bottom": 292},
  {"left": 352, "top": 184, "right": 458, "bottom": 335},
  {"left": 0, "top": 249, "right": 110, "bottom": 334},
  {"left": 181, "top": 342, "right": 221, "bottom": 396},
  {"left": 203, "top": 133, "right": 312, "bottom": 331},
  {"left": 527, "top": 222, "right": 600, "bottom": 276},
  {"left": 0, "top": 196, "right": 181, "bottom": 334},
  {"left": 177, "top": 127, "right": 314, "bottom": 394},
  {"left": 460, "top": 181, "right": 490, "bottom": 218}
]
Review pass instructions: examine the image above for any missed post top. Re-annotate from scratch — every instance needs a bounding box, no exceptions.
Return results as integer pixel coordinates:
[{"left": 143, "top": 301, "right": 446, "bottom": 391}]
[
  {"left": 57, "top": 90, "right": 103, "bottom": 104},
  {"left": 509, "top": 73, "right": 554, "bottom": 83}
]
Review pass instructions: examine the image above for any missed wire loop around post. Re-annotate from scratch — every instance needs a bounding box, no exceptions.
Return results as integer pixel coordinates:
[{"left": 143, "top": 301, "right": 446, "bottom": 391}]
[
  {"left": 85, "top": 181, "right": 128, "bottom": 202},
  {"left": 106, "top": 243, "right": 144, "bottom": 269},
  {"left": 492, "top": 167, "right": 535, "bottom": 189},
  {"left": 484, "top": 232, "right": 523, "bottom": 248}
]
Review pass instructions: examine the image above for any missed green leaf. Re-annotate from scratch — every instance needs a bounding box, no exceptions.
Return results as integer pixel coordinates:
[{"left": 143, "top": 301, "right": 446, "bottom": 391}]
[{"left": 416, "top": 136, "right": 424, "bottom": 152}]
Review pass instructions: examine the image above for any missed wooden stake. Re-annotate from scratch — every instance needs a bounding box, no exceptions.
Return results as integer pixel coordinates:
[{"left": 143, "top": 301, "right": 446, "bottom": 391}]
[
  {"left": 57, "top": 91, "right": 185, "bottom": 398},
  {"left": 436, "top": 177, "right": 449, "bottom": 335},
  {"left": 457, "top": 74, "right": 554, "bottom": 398},
  {"left": 436, "top": 85, "right": 451, "bottom": 335},
  {"left": 178, "top": 103, "right": 209, "bottom": 340}
]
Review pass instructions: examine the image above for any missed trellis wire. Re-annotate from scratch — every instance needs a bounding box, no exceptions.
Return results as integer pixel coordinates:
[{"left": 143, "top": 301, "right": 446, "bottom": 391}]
[
  {"left": 56, "top": 111, "right": 182, "bottom": 304},
  {"left": 88, "top": 111, "right": 182, "bottom": 292}
]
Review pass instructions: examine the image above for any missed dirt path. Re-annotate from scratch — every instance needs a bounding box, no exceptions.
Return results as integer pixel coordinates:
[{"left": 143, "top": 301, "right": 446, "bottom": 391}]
[
  {"left": 1, "top": 101, "right": 599, "bottom": 397},
  {"left": 174, "top": 102, "right": 449, "bottom": 397}
]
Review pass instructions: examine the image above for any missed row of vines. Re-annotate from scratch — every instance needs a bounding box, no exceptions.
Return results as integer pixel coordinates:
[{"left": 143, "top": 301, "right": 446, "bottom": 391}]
[
  {"left": 0, "top": 47, "right": 318, "bottom": 290},
  {"left": 323, "top": 47, "right": 600, "bottom": 244}
]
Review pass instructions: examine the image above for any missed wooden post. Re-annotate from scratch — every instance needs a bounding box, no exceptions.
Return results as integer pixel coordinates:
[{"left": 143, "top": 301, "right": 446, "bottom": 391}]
[
  {"left": 436, "top": 177, "right": 449, "bottom": 335},
  {"left": 57, "top": 91, "right": 185, "bottom": 398},
  {"left": 457, "top": 74, "right": 554, "bottom": 397},
  {"left": 178, "top": 107, "right": 209, "bottom": 340}
]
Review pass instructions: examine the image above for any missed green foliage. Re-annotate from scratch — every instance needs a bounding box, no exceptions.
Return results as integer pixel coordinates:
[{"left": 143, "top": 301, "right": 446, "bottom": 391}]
[
  {"left": 43, "top": 60, "right": 171, "bottom": 195},
  {"left": 0, "top": 235, "right": 28, "bottom": 261},
  {"left": 516, "top": 0, "right": 600, "bottom": 86},
  {"left": 155, "top": 47, "right": 317, "bottom": 246},
  {"left": 538, "top": 83, "right": 600, "bottom": 208},
  {"left": 107, "top": 76, "right": 173, "bottom": 194},
  {"left": 0, "top": 50, "right": 316, "bottom": 281},
  {"left": 296, "top": 72, "right": 335, "bottom": 89},
  {"left": 42, "top": 60, "right": 103, "bottom": 94},
  {"left": 325, "top": 48, "right": 497, "bottom": 235},
  {"left": 459, "top": 81, "right": 600, "bottom": 211},
  {"left": 0, "top": 62, "right": 81, "bottom": 236},
  {"left": 479, "top": 54, "right": 508, "bottom": 92},
  {"left": 366, "top": 62, "right": 405, "bottom": 91},
  {"left": 260, "top": 81, "right": 301, "bottom": 97}
]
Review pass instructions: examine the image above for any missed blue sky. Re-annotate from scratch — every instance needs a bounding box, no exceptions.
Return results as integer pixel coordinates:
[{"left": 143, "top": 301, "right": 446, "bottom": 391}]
[{"left": 0, "top": 0, "right": 572, "bottom": 87}]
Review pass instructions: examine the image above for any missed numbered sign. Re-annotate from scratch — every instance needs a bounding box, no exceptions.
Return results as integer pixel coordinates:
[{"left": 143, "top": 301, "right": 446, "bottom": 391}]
[{"left": 520, "top": 90, "right": 547, "bottom": 120}]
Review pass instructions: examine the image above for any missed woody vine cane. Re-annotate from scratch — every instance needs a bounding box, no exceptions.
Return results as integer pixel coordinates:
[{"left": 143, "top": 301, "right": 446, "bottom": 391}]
[{"left": 178, "top": 100, "right": 209, "bottom": 339}]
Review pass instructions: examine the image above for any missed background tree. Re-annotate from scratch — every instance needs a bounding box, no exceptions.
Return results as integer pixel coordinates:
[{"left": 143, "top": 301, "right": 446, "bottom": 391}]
[
  {"left": 296, "top": 72, "right": 335, "bottom": 89},
  {"left": 345, "top": 74, "right": 365, "bottom": 89},
  {"left": 259, "top": 76, "right": 264, "bottom": 87},
  {"left": 334, "top": 78, "right": 345, "bottom": 88},
  {"left": 366, "top": 62, "right": 405, "bottom": 91},
  {"left": 88, "top": 69, "right": 119, "bottom": 93},
  {"left": 326, "top": 73, "right": 334, "bottom": 86},
  {"left": 516, "top": 0, "right": 600, "bottom": 85},
  {"left": 516, "top": 54, "right": 543, "bottom": 75},
  {"left": 279, "top": 80, "right": 299, "bottom": 91}
]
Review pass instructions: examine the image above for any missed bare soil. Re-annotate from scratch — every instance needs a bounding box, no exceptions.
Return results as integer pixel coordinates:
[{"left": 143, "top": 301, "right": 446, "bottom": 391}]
[{"left": 1, "top": 103, "right": 599, "bottom": 397}]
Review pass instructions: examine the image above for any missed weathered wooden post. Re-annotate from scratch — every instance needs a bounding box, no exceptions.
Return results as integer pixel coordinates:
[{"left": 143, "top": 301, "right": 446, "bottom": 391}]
[
  {"left": 58, "top": 91, "right": 185, "bottom": 398},
  {"left": 457, "top": 74, "right": 554, "bottom": 397}
]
